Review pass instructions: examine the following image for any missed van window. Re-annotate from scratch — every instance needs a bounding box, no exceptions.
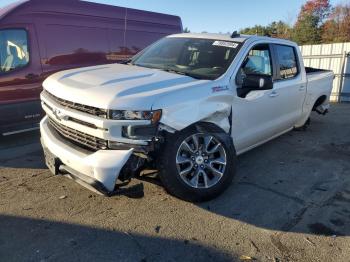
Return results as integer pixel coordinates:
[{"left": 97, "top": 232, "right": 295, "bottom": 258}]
[
  {"left": 0, "top": 29, "right": 29, "bottom": 73},
  {"left": 275, "top": 45, "right": 298, "bottom": 79}
]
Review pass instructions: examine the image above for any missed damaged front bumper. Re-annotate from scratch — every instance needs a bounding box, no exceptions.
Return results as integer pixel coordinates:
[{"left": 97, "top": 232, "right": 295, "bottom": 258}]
[{"left": 40, "top": 117, "right": 134, "bottom": 195}]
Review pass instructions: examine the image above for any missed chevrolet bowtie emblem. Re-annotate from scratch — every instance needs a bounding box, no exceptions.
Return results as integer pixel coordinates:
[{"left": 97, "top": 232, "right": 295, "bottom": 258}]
[{"left": 53, "top": 109, "right": 67, "bottom": 121}]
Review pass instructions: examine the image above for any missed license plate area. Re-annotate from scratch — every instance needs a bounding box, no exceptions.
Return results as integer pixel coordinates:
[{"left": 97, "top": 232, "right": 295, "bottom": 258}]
[{"left": 43, "top": 147, "right": 60, "bottom": 175}]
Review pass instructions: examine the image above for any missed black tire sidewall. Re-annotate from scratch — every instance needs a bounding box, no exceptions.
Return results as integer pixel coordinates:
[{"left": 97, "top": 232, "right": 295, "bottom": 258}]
[{"left": 158, "top": 123, "right": 236, "bottom": 202}]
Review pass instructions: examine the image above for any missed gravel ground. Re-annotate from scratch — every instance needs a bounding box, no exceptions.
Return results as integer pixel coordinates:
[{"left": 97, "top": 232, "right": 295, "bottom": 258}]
[{"left": 0, "top": 104, "right": 349, "bottom": 262}]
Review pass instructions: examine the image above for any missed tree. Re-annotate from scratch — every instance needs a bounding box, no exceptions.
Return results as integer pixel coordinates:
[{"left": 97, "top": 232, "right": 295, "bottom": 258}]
[
  {"left": 322, "top": 4, "right": 350, "bottom": 43},
  {"left": 239, "top": 21, "right": 291, "bottom": 39},
  {"left": 240, "top": 25, "right": 269, "bottom": 36},
  {"left": 266, "top": 21, "right": 292, "bottom": 39},
  {"left": 292, "top": 0, "right": 331, "bottom": 44},
  {"left": 183, "top": 27, "right": 190, "bottom": 33},
  {"left": 238, "top": 0, "right": 350, "bottom": 45},
  {"left": 302, "top": 0, "right": 331, "bottom": 23},
  {"left": 292, "top": 13, "right": 321, "bottom": 44}
]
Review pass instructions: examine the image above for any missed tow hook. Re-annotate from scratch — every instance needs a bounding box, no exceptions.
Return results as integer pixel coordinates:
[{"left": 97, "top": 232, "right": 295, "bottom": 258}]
[{"left": 315, "top": 104, "right": 329, "bottom": 115}]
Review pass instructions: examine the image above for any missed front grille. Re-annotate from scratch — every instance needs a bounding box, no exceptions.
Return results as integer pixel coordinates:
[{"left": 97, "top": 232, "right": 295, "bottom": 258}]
[
  {"left": 43, "top": 90, "right": 107, "bottom": 118},
  {"left": 48, "top": 117, "right": 108, "bottom": 151}
]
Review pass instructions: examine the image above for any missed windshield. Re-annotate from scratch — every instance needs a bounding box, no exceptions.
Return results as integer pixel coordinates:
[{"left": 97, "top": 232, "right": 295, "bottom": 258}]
[{"left": 132, "top": 37, "right": 241, "bottom": 80}]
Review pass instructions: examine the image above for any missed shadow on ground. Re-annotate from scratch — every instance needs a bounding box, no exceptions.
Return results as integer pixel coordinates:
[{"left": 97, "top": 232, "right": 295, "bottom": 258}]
[
  {"left": 0, "top": 215, "right": 236, "bottom": 262},
  {"left": 0, "top": 131, "right": 45, "bottom": 169},
  {"left": 198, "top": 110, "right": 350, "bottom": 237},
  {"left": 140, "top": 109, "right": 350, "bottom": 236}
]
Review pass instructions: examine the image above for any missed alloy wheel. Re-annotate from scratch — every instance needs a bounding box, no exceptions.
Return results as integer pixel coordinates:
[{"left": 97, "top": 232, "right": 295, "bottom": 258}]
[{"left": 175, "top": 133, "right": 227, "bottom": 189}]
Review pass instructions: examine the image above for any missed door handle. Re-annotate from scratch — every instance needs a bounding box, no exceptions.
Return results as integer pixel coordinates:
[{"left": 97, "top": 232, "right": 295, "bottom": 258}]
[
  {"left": 269, "top": 91, "right": 279, "bottom": 98},
  {"left": 299, "top": 85, "right": 306, "bottom": 91}
]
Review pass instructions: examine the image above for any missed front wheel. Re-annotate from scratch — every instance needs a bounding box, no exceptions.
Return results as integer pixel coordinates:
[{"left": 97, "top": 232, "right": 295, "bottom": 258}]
[{"left": 158, "top": 123, "right": 236, "bottom": 202}]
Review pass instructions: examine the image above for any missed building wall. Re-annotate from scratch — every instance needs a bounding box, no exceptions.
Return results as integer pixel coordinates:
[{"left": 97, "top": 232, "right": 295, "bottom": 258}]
[{"left": 299, "top": 42, "right": 350, "bottom": 102}]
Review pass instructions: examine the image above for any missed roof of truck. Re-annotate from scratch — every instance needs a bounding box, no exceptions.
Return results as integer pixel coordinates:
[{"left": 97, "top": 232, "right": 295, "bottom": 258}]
[
  {"left": 168, "top": 33, "right": 297, "bottom": 46},
  {"left": 168, "top": 33, "right": 249, "bottom": 42}
]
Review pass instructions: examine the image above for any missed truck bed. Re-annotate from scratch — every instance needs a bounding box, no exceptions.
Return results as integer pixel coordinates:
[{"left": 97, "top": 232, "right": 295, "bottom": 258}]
[
  {"left": 305, "top": 67, "right": 333, "bottom": 74},
  {"left": 305, "top": 67, "right": 334, "bottom": 107}
]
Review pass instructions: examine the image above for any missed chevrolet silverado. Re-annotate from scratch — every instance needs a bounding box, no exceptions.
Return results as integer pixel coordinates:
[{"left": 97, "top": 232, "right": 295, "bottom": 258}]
[{"left": 40, "top": 33, "right": 334, "bottom": 201}]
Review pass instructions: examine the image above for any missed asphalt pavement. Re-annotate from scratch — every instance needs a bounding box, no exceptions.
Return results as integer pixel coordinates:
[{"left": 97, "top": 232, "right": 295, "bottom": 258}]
[{"left": 0, "top": 104, "right": 349, "bottom": 262}]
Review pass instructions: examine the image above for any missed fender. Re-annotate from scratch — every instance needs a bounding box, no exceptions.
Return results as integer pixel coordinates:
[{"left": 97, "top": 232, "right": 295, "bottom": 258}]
[{"left": 153, "top": 82, "right": 234, "bottom": 133}]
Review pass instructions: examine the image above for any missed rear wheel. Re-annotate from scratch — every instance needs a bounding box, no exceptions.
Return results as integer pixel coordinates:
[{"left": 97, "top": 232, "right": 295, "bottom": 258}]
[{"left": 158, "top": 123, "right": 236, "bottom": 202}]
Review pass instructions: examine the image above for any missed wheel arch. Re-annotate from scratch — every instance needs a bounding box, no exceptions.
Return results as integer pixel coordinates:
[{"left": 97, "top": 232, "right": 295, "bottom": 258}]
[
  {"left": 159, "top": 107, "right": 232, "bottom": 135},
  {"left": 312, "top": 95, "right": 327, "bottom": 111},
  {"left": 160, "top": 121, "right": 235, "bottom": 154}
]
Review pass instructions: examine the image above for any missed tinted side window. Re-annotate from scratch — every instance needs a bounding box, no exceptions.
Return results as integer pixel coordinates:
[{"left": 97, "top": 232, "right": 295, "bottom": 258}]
[
  {"left": 236, "top": 44, "right": 272, "bottom": 87},
  {"left": 275, "top": 45, "right": 298, "bottom": 79},
  {"left": 242, "top": 45, "right": 272, "bottom": 76},
  {"left": 0, "top": 29, "right": 29, "bottom": 73}
]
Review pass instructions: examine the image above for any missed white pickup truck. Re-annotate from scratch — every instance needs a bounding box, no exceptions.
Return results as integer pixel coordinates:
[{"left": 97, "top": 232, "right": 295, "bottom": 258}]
[{"left": 40, "top": 33, "right": 334, "bottom": 202}]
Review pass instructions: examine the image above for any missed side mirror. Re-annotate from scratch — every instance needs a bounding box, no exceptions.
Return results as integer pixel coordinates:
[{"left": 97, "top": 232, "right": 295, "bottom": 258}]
[
  {"left": 242, "top": 74, "right": 273, "bottom": 90},
  {"left": 237, "top": 74, "right": 273, "bottom": 98}
]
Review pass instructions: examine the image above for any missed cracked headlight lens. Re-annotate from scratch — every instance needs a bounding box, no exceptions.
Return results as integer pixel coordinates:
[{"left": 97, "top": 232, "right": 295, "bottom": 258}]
[{"left": 108, "top": 109, "right": 162, "bottom": 123}]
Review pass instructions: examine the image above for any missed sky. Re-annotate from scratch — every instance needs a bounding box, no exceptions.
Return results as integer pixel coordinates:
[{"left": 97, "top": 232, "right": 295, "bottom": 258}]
[{"left": 0, "top": 0, "right": 347, "bottom": 33}]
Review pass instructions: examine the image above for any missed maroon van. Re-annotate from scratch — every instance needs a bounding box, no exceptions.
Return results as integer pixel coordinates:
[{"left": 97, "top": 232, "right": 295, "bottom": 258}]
[{"left": 0, "top": 0, "right": 182, "bottom": 135}]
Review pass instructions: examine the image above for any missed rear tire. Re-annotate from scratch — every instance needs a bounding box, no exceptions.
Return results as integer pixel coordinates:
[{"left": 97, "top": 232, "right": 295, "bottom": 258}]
[{"left": 158, "top": 123, "right": 236, "bottom": 202}]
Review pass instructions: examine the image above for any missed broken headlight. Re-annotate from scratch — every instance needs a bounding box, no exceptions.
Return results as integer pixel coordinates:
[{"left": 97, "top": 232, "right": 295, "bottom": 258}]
[{"left": 108, "top": 109, "right": 162, "bottom": 124}]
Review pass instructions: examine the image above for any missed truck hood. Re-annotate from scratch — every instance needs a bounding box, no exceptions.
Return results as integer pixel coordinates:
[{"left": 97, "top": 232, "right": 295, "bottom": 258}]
[{"left": 43, "top": 63, "right": 208, "bottom": 110}]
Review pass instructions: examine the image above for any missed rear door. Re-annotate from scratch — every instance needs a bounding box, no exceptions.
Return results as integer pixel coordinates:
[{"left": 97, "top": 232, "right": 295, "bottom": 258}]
[
  {"left": 0, "top": 25, "right": 43, "bottom": 133},
  {"left": 231, "top": 42, "right": 302, "bottom": 153},
  {"left": 272, "top": 44, "right": 306, "bottom": 126}
]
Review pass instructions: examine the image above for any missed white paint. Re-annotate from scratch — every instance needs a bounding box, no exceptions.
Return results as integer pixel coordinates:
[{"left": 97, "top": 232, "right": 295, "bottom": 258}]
[
  {"left": 40, "top": 33, "right": 334, "bottom": 193},
  {"left": 40, "top": 117, "right": 133, "bottom": 192}
]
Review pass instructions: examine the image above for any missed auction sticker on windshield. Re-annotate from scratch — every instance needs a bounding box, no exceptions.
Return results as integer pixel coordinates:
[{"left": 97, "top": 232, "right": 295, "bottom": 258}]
[{"left": 212, "top": 41, "right": 239, "bottom": 48}]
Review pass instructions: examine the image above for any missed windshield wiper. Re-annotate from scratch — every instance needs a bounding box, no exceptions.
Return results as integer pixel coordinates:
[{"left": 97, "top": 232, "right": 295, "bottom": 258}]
[
  {"left": 131, "top": 64, "right": 208, "bottom": 80},
  {"left": 118, "top": 58, "right": 133, "bottom": 65},
  {"left": 161, "top": 68, "right": 203, "bottom": 80}
]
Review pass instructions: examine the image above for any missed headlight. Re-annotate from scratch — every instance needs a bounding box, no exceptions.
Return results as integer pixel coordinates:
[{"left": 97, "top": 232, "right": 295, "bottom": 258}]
[{"left": 108, "top": 109, "right": 162, "bottom": 123}]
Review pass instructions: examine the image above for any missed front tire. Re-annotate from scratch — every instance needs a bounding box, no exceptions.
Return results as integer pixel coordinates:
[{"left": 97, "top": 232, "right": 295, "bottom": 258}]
[{"left": 158, "top": 123, "right": 236, "bottom": 202}]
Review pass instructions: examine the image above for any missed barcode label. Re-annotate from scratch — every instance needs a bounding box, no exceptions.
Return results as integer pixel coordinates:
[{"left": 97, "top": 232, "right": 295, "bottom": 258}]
[{"left": 213, "top": 41, "right": 239, "bottom": 48}]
